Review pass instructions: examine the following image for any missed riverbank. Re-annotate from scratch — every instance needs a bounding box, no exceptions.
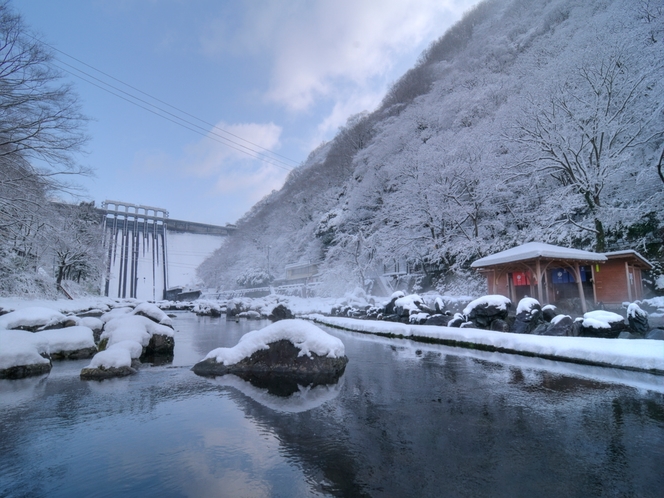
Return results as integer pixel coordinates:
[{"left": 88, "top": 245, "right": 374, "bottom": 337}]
[{"left": 310, "top": 314, "right": 664, "bottom": 375}]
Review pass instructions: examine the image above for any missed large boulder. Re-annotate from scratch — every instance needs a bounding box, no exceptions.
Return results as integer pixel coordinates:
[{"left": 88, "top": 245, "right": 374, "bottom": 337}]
[
  {"left": 269, "top": 304, "right": 294, "bottom": 322},
  {"left": 512, "top": 298, "right": 543, "bottom": 334},
  {"left": 0, "top": 330, "right": 52, "bottom": 379},
  {"left": 192, "top": 320, "right": 348, "bottom": 389},
  {"left": 626, "top": 303, "right": 649, "bottom": 336},
  {"left": 536, "top": 315, "right": 575, "bottom": 336},
  {"left": 37, "top": 326, "right": 98, "bottom": 359},
  {"left": 80, "top": 341, "right": 142, "bottom": 380},
  {"left": 578, "top": 310, "right": 626, "bottom": 338},
  {"left": 463, "top": 295, "right": 512, "bottom": 329}
]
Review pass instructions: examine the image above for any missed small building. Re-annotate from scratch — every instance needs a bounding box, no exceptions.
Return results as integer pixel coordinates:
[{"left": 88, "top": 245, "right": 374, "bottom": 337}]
[
  {"left": 284, "top": 261, "right": 321, "bottom": 284},
  {"left": 471, "top": 242, "right": 652, "bottom": 312}
]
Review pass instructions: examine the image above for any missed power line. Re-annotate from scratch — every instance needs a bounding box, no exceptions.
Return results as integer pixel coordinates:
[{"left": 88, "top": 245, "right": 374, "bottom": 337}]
[
  {"left": 51, "top": 61, "right": 295, "bottom": 172},
  {"left": 53, "top": 60, "right": 296, "bottom": 171},
  {"left": 27, "top": 34, "right": 300, "bottom": 170}
]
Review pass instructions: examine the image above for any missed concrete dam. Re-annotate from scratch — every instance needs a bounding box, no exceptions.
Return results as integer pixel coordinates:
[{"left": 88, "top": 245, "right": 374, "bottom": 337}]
[{"left": 101, "top": 200, "right": 233, "bottom": 301}]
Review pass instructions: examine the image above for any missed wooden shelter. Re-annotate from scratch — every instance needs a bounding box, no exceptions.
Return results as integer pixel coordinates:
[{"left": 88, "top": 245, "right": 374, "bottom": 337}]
[{"left": 471, "top": 243, "right": 652, "bottom": 312}]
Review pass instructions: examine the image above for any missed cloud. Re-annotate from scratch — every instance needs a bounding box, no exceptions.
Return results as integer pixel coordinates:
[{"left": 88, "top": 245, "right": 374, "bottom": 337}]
[
  {"left": 202, "top": 0, "right": 474, "bottom": 112},
  {"left": 184, "top": 121, "right": 283, "bottom": 177}
]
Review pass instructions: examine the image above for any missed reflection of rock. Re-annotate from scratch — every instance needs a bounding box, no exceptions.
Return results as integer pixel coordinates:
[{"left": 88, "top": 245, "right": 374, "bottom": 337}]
[
  {"left": 80, "top": 365, "right": 137, "bottom": 380},
  {"left": 646, "top": 329, "right": 664, "bottom": 340},
  {"left": 208, "top": 374, "right": 343, "bottom": 412},
  {"left": 0, "top": 361, "right": 52, "bottom": 379},
  {"left": 193, "top": 339, "right": 348, "bottom": 388}
]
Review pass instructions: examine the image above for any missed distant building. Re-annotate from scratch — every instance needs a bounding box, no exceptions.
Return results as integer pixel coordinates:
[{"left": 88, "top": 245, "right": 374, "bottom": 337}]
[
  {"left": 471, "top": 242, "right": 652, "bottom": 312},
  {"left": 284, "top": 261, "right": 321, "bottom": 284}
]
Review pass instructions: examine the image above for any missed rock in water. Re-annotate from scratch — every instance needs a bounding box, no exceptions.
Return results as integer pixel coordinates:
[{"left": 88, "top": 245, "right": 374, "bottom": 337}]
[
  {"left": 192, "top": 319, "right": 348, "bottom": 388},
  {"left": 626, "top": 303, "right": 649, "bottom": 336},
  {"left": 269, "top": 304, "right": 294, "bottom": 322}
]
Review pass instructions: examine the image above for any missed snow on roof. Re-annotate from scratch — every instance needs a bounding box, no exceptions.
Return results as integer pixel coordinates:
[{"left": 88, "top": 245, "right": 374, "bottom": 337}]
[
  {"left": 203, "top": 319, "right": 345, "bottom": 366},
  {"left": 603, "top": 250, "right": 653, "bottom": 268},
  {"left": 471, "top": 242, "right": 607, "bottom": 268}
]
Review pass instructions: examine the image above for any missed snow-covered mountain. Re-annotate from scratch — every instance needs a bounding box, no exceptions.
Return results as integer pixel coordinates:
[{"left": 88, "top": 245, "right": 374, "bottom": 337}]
[{"left": 199, "top": 0, "right": 664, "bottom": 295}]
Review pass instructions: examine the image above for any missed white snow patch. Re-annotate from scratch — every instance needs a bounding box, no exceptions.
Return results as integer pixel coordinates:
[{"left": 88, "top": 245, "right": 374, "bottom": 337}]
[
  {"left": 204, "top": 319, "right": 345, "bottom": 365},
  {"left": 132, "top": 302, "right": 173, "bottom": 327},
  {"left": 627, "top": 303, "right": 647, "bottom": 320},
  {"left": 582, "top": 310, "right": 624, "bottom": 329},
  {"left": 517, "top": 297, "right": 540, "bottom": 315},
  {"left": 101, "top": 315, "right": 173, "bottom": 348}
]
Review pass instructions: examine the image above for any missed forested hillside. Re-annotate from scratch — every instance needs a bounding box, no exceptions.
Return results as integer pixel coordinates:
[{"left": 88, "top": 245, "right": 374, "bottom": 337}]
[{"left": 198, "top": 0, "right": 664, "bottom": 296}]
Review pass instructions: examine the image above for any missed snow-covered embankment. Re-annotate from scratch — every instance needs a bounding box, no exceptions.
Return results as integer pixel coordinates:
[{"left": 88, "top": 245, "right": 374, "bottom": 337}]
[{"left": 310, "top": 315, "right": 664, "bottom": 375}]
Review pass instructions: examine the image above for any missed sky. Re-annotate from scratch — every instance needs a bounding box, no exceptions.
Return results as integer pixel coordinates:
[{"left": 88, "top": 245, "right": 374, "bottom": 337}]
[{"left": 15, "top": 0, "right": 479, "bottom": 226}]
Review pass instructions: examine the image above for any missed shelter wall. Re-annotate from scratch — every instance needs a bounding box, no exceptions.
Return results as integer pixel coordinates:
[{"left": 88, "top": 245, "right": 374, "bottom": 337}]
[{"left": 594, "top": 261, "right": 644, "bottom": 305}]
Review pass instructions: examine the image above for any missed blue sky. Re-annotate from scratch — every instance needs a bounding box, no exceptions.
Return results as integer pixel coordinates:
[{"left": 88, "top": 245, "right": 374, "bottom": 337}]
[{"left": 16, "top": 0, "right": 478, "bottom": 225}]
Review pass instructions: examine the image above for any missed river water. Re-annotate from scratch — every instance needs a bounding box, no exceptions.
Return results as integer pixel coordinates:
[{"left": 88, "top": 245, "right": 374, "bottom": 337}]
[{"left": 1, "top": 312, "right": 663, "bottom": 497}]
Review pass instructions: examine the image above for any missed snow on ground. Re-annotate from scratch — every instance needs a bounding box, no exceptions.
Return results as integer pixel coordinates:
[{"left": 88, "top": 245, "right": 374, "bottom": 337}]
[
  {"left": 309, "top": 315, "right": 664, "bottom": 374},
  {"left": 203, "top": 319, "right": 345, "bottom": 365}
]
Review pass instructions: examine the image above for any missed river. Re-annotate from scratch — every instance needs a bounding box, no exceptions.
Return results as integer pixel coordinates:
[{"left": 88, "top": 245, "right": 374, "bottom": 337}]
[{"left": 1, "top": 312, "right": 663, "bottom": 497}]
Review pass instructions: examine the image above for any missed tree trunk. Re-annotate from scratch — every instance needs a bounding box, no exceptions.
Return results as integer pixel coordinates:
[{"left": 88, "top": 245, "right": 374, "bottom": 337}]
[{"left": 594, "top": 218, "right": 606, "bottom": 253}]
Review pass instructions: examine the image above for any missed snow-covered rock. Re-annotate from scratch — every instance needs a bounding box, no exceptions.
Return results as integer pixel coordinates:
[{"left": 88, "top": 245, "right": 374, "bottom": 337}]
[
  {"left": 80, "top": 340, "right": 142, "bottom": 380},
  {"left": 0, "top": 307, "right": 74, "bottom": 332},
  {"left": 36, "top": 326, "right": 97, "bottom": 359},
  {"left": 131, "top": 302, "right": 174, "bottom": 328},
  {"left": 580, "top": 310, "right": 626, "bottom": 338},
  {"left": 463, "top": 295, "right": 512, "bottom": 329},
  {"left": 192, "top": 319, "right": 348, "bottom": 386},
  {"left": 626, "top": 303, "right": 649, "bottom": 336},
  {"left": 0, "top": 330, "right": 51, "bottom": 379}
]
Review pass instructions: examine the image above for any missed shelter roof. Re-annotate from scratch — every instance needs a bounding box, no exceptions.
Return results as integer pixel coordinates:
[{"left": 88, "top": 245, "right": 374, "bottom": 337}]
[
  {"left": 471, "top": 242, "right": 607, "bottom": 268},
  {"left": 604, "top": 250, "right": 653, "bottom": 269}
]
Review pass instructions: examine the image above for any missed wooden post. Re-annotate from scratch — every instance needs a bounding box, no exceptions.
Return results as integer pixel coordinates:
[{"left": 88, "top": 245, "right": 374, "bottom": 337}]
[
  {"left": 624, "top": 261, "right": 633, "bottom": 302},
  {"left": 574, "top": 262, "right": 587, "bottom": 313},
  {"left": 536, "top": 259, "right": 543, "bottom": 303}
]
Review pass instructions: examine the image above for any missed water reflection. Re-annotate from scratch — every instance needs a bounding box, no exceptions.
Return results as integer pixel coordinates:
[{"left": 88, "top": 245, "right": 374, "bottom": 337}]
[
  {"left": 1, "top": 314, "right": 663, "bottom": 497},
  {"left": 206, "top": 374, "right": 344, "bottom": 413}
]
